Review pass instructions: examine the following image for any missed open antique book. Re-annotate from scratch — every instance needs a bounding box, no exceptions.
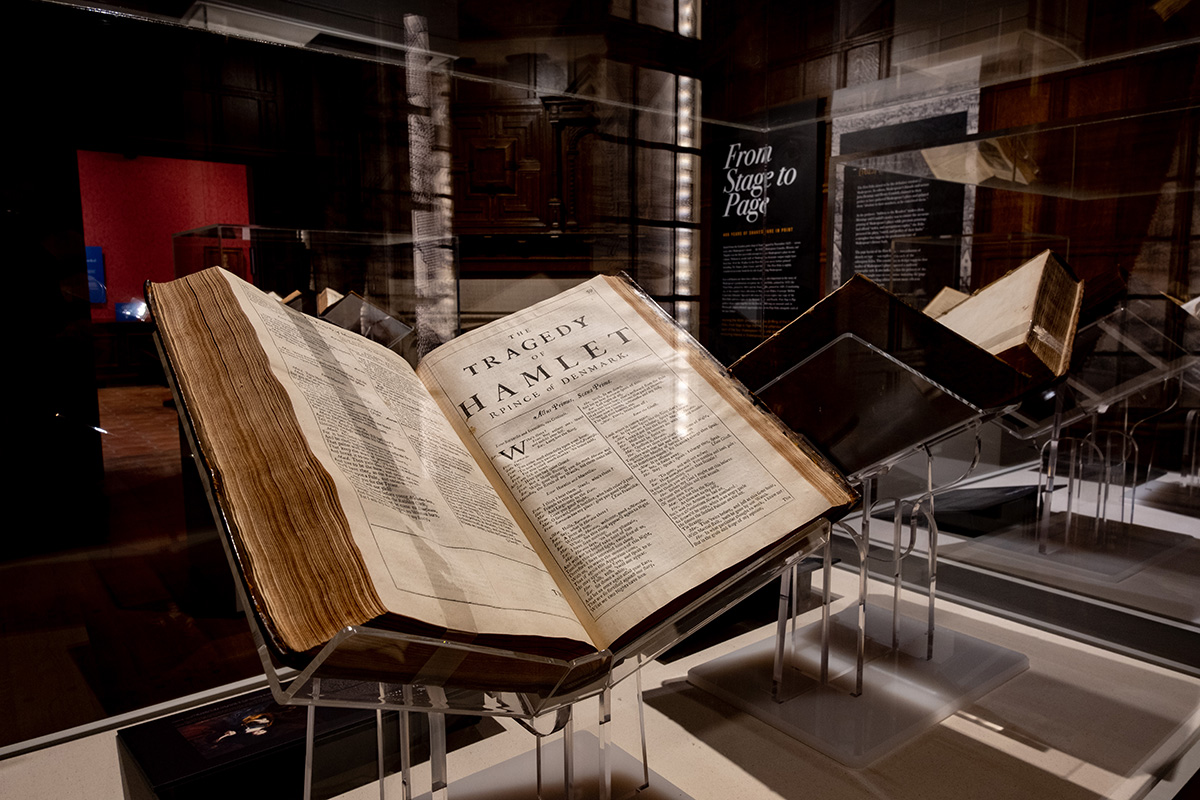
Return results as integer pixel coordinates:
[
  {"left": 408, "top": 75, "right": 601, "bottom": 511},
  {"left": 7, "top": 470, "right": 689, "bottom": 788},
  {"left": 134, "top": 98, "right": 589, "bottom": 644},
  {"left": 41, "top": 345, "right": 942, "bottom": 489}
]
[
  {"left": 149, "top": 268, "right": 855, "bottom": 688},
  {"left": 926, "top": 249, "right": 1083, "bottom": 379}
]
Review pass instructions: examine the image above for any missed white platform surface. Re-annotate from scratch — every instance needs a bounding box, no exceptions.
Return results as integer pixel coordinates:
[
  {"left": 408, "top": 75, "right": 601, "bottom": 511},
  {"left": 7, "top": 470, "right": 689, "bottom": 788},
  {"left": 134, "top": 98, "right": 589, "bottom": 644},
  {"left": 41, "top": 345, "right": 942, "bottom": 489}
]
[
  {"left": 3, "top": 568, "right": 1198, "bottom": 800},
  {"left": 687, "top": 606, "right": 1030, "bottom": 767},
  {"left": 413, "top": 731, "right": 689, "bottom": 800}
]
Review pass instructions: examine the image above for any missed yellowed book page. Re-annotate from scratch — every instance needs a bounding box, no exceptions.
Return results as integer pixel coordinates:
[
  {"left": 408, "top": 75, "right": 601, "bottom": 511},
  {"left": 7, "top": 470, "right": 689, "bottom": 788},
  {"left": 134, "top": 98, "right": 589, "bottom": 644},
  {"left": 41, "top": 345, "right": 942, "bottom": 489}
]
[
  {"left": 923, "top": 286, "right": 970, "bottom": 319},
  {"left": 938, "top": 251, "right": 1047, "bottom": 354},
  {"left": 417, "top": 275, "right": 845, "bottom": 650},
  {"left": 217, "top": 270, "right": 589, "bottom": 645}
]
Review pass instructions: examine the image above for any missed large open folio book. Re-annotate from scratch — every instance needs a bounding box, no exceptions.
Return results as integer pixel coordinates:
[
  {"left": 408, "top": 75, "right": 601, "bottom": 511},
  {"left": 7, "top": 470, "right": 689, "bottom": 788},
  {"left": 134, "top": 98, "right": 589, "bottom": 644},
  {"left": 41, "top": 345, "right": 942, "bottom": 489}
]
[{"left": 148, "top": 268, "right": 855, "bottom": 691}]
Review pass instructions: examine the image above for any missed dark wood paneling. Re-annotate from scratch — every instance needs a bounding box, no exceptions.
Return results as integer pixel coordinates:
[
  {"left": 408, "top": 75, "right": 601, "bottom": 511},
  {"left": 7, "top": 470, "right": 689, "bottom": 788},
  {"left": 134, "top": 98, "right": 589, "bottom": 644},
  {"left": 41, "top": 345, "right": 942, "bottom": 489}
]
[
  {"left": 452, "top": 102, "right": 552, "bottom": 231},
  {"left": 975, "top": 46, "right": 1199, "bottom": 297}
]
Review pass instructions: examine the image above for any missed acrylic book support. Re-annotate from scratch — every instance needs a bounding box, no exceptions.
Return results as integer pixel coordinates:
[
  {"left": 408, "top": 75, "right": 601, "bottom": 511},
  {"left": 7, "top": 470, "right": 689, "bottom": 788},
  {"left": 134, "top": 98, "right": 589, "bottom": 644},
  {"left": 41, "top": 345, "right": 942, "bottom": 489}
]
[
  {"left": 157, "top": 330, "right": 833, "bottom": 799},
  {"left": 747, "top": 333, "right": 1009, "bottom": 689},
  {"left": 745, "top": 333, "right": 991, "bottom": 477},
  {"left": 998, "top": 298, "right": 1199, "bottom": 551},
  {"left": 690, "top": 335, "right": 1029, "bottom": 767},
  {"left": 998, "top": 298, "right": 1199, "bottom": 441}
]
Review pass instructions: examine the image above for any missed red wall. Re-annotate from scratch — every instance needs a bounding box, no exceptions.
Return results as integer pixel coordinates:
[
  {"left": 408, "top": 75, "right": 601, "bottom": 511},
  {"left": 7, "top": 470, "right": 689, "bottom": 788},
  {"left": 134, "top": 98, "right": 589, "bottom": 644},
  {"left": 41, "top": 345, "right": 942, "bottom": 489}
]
[{"left": 77, "top": 151, "right": 250, "bottom": 322}]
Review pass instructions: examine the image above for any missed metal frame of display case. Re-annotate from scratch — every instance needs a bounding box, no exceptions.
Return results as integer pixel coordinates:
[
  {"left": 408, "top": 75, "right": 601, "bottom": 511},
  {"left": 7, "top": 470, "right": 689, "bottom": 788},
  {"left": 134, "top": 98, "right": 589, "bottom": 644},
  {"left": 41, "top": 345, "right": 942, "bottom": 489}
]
[{"left": 157, "top": 329, "right": 835, "bottom": 800}]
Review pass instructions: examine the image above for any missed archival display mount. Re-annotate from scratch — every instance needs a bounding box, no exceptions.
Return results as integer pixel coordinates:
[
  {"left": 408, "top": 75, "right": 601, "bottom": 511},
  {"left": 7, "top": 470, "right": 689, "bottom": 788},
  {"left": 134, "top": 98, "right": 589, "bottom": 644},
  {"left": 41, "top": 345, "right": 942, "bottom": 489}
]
[{"left": 690, "top": 333, "right": 1031, "bottom": 767}]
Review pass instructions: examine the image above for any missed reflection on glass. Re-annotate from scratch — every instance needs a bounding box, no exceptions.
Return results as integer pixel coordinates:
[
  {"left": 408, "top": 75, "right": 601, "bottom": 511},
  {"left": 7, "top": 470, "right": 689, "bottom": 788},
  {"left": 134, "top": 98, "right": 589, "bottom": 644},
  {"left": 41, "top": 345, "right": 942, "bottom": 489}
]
[{"left": 406, "top": 15, "right": 458, "bottom": 359}]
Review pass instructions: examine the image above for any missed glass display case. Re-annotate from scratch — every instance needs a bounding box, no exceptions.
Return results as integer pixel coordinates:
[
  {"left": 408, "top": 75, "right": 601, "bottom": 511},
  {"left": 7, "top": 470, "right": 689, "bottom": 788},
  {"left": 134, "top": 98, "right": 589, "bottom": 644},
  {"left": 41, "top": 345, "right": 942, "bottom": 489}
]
[
  {"left": 172, "top": 225, "right": 451, "bottom": 365},
  {"left": 830, "top": 110, "right": 1200, "bottom": 678},
  {"left": 6, "top": 0, "right": 1200, "bottom": 797},
  {"left": 887, "top": 232, "right": 1070, "bottom": 310}
]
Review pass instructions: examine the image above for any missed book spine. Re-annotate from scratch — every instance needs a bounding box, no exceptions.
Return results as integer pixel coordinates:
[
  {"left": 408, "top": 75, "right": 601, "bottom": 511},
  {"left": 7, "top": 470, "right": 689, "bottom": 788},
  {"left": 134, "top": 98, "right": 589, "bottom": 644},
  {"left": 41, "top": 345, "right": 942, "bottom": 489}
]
[{"left": 1028, "top": 253, "right": 1083, "bottom": 376}]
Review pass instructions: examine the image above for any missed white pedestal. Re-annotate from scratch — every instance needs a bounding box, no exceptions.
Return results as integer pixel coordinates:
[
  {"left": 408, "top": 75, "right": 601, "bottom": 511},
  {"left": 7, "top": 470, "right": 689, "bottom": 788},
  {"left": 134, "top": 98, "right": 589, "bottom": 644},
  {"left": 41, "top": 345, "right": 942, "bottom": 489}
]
[
  {"left": 687, "top": 607, "right": 1028, "bottom": 768},
  {"left": 416, "top": 731, "right": 692, "bottom": 800}
]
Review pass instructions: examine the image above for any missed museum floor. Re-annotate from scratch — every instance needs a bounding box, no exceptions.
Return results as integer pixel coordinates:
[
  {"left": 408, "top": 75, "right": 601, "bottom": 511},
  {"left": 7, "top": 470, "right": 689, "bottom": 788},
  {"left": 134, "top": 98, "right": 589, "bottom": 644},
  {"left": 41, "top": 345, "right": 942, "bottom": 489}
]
[{"left": 3, "top": 564, "right": 1199, "bottom": 800}]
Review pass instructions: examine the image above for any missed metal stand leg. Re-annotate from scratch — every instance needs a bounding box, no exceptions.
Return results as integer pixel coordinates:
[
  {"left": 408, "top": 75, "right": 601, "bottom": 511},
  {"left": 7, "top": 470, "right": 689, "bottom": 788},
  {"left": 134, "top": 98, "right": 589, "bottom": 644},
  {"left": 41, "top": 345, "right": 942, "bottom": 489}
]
[
  {"left": 772, "top": 565, "right": 794, "bottom": 701},
  {"left": 535, "top": 722, "right": 544, "bottom": 800},
  {"left": 429, "top": 712, "right": 447, "bottom": 800},
  {"left": 922, "top": 446, "right": 937, "bottom": 661},
  {"left": 854, "top": 477, "right": 874, "bottom": 697},
  {"left": 304, "top": 704, "right": 317, "bottom": 800},
  {"left": 821, "top": 527, "right": 832, "bottom": 685},
  {"left": 1039, "top": 391, "right": 1066, "bottom": 554},
  {"left": 427, "top": 686, "right": 449, "bottom": 800},
  {"left": 636, "top": 659, "right": 650, "bottom": 792},
  {"left": 1065, "top": 438, "right": 1079, "bottom": 542},
  {"left": 891, "top": 499, "right": 903, "bottom": 651},
  {"left": 376, "top": 709, "right": 387, "bottom": 800},
  {"left": 598, "top": 686, "right": 612, "bottom": 800},
  {"left": 399, "top": 687, "right": 414, "bottom": 800},
  {"left": 925, "top": 507, "right": 938, "bottom": 661},
  {"left": 304, "top": 677, "right": 320, "bottom": 800},
  {"left": 1186, "top": 410, "right": 1199, "bottom": 489},
  {"left": 773, "top": 521, "right": 835, "bottom": 698},
  {"left": 562, "top": 706, "right": 575, "bottom": 800}
]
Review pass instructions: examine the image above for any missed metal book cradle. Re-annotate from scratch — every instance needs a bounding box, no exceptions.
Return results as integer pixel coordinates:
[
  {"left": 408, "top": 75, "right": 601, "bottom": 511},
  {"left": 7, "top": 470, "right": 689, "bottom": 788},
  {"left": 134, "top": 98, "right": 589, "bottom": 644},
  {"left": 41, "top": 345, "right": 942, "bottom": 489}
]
[{"left": 156, "top": 330, "right": 833, "bottom": 800}]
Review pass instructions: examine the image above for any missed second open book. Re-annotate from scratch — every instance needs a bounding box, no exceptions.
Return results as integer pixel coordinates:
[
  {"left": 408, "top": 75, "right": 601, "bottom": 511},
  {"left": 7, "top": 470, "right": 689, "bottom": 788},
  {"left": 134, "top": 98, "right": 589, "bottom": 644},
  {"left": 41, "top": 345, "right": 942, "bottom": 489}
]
[{"left": 149, "top": 268, "right": 855, "bottom": 682}]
